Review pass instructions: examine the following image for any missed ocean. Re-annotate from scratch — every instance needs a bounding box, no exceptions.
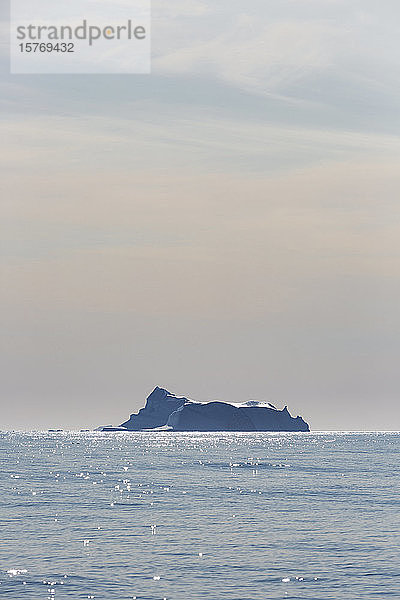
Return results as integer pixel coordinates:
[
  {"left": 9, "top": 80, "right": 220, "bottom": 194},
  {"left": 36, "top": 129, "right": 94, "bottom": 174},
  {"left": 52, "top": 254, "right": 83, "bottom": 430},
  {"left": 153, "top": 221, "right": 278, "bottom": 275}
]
[{"left": 0, "top": 431, "right": 399, "bottom": 599}]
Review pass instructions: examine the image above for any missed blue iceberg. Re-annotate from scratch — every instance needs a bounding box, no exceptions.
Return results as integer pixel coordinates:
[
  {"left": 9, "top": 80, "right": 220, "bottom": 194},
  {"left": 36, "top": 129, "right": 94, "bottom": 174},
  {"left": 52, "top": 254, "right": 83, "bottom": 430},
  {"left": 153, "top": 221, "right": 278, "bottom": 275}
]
[{"left": 120, "top": 387, "right": 310, "bottom": 432}]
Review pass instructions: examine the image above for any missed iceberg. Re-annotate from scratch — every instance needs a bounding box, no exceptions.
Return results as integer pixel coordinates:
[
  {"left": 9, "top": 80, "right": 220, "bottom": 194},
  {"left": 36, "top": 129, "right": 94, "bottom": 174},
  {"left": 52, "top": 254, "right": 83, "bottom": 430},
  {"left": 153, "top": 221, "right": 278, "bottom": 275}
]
[{"left": 120, "top": 387, "right": 310, "bottom": 432}]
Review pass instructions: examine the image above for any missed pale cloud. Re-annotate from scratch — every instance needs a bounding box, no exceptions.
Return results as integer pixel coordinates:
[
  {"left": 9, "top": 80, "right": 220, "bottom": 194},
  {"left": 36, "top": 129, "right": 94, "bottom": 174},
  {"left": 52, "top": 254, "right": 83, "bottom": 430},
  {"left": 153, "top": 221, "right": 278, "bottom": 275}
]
[
  {"left": 153, "top": 0, "right": 400, "bottom": 110},
  {"left": 2, "top": 160, "right": 399, "bottom": 319},
  {"left": 1, "top": 110, "right": 400, "bottom": 183},
  {"left": 2, "top": 1, "right": 400, "bottom": 135},
  {"left": 154, "top": 17, "right": 343, "bottom": 93},
  {"left": 156, "top": 0, "right": 211, "bottom": 17}
]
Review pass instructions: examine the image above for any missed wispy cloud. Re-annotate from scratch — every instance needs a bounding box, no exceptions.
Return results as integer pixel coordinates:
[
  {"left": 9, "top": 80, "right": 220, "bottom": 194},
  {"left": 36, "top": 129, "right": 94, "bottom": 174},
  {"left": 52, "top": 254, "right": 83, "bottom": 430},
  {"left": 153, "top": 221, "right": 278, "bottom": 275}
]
[
  {"left": 153, "top": 0, "right": 400, "bottom": 116},
  {"left": 2, "top": 109, "right": 400, "bottom": 181}
]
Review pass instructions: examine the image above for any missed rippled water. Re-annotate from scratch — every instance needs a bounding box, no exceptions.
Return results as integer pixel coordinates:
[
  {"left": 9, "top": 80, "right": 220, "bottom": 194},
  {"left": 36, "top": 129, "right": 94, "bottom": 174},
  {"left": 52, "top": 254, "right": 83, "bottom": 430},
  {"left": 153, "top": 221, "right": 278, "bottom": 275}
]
[{"left": 1, "top": 431, "right": 400, "bottom": 599}]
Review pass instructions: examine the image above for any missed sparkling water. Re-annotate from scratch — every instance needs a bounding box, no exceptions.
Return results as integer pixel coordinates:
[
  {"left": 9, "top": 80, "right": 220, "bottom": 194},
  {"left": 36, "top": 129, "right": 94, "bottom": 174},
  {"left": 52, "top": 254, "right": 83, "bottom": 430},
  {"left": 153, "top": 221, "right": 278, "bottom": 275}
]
[{"left": 1, "top": 431, "right": 399, "bottom": 599}]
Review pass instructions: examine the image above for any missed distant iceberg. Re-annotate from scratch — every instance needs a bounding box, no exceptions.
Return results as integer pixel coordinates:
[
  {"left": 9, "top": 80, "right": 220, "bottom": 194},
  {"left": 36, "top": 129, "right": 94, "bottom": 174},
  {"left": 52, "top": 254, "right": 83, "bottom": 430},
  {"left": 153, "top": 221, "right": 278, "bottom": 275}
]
[{"left": 119, "top": 387, "right": 310, "bottom": 432}]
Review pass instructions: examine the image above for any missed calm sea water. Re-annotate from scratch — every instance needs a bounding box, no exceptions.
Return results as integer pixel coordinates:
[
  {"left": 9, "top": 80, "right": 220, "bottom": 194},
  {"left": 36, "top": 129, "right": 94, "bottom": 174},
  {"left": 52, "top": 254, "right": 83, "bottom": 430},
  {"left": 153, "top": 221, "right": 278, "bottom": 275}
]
[{"left": 0, "top": 431, "right": 399, "bottom": 599}]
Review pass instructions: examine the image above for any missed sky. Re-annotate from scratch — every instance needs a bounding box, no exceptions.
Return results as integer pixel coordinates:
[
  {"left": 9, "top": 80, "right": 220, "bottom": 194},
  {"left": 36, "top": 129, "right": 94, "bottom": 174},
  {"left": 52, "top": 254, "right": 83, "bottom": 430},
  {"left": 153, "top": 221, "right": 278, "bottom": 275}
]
[{"left": 1, "top": 0, "right": 400, "bottom": 430}]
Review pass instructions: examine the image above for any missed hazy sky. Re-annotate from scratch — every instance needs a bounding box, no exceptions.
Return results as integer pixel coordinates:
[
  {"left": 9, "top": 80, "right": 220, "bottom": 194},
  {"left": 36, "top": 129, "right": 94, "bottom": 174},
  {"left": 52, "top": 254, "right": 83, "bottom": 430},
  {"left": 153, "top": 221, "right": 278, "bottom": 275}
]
[{"left": 1, "top": 1, "right": 400, "bottom": 430}]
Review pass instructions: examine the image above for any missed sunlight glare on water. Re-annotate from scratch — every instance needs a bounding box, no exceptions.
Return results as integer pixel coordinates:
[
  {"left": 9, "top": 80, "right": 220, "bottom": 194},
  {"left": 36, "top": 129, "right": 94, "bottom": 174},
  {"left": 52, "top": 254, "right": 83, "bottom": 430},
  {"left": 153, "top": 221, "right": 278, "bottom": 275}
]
[{"left": 1, "top": 431, "right": 400, "bottom": 599}]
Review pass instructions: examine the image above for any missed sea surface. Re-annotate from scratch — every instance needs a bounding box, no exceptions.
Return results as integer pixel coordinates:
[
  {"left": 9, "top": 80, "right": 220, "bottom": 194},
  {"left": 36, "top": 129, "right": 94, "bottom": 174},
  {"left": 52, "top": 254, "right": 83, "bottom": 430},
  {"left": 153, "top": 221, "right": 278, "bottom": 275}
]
[{"left": 0, "top": 431, "right": 399, "bottom": 600}]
